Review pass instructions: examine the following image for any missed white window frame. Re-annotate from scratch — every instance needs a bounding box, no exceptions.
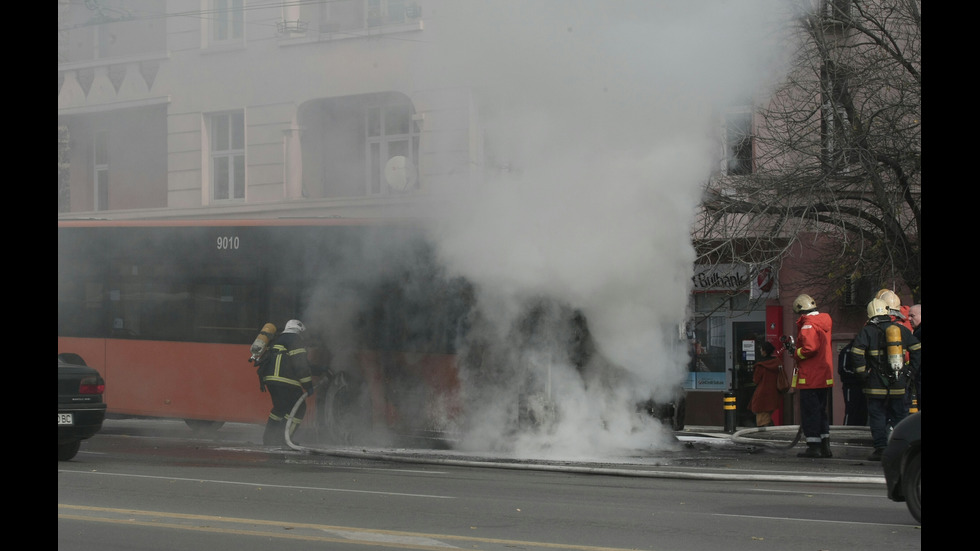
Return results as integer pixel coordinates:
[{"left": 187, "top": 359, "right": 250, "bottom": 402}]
[
  {"left": 93, "top": 24, "right": 108, "bottom": 60},
  {"left": 208, "top": 111, "right": 246, "bottom": 202},
  {"left": 94, "top": 130, "right": 109, "bottom": 211},
  {"left": 365, "top": 102, "right": 420, "bottom": 195},
  {"left": 367, "top": 0, "right": 408, "bottom": 27},
  {"left": 207, "top": 0, "right": 245, "bottom": 48},
  {"left": 319, "top": 0, "right": 420, "bottom": 35}
]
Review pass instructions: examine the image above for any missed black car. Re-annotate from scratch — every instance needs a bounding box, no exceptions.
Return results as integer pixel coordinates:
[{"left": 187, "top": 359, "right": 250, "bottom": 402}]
[
  {"left": 58, "top": 354, "right": 106, "bottom": 461},
  {"left": 881, "top": 412, "right": 921, "bottom": 524}
]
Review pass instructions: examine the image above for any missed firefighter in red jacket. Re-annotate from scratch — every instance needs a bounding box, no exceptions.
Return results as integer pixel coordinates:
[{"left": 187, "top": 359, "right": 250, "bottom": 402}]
[{"left": 789, "top": 294, "right": 835, "bottom": 458}]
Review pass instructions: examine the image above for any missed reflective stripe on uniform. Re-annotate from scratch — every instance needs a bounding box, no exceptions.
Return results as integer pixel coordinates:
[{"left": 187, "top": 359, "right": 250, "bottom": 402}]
[
  {"left": 864, "top": 387, "right": 906, "bottom": 396},
  {"left": 263, "top": 375, "right": 305, "bottom": 388},
  {"left": 264, "top": 344, "right": 309, "bottom": 387}
]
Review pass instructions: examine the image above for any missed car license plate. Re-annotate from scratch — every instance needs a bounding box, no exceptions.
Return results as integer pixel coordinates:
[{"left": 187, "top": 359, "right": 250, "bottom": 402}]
[{"left": 58, "top": 413, "right": 74, "bottom": 425}]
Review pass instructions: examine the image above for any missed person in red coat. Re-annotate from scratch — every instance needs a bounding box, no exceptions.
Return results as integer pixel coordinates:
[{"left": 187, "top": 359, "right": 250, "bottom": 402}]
[
  {"left": 790, "top": 294, "right": 835, "bottom": 458},
  {"left": 750, "top": 340, "right": 782, "bottom": 427}
]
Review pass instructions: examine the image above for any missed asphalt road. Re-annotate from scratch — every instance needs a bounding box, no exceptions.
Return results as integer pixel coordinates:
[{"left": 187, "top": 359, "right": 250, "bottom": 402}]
[{"left": 57, "top": 419, "right": 920, "bottom": 551}]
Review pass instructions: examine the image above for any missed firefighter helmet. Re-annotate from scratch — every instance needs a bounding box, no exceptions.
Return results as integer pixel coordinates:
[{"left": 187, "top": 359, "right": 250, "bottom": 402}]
[
  {"left": 867, "top": 298, "right": 889, "bottom": 318},
  {"left": 792, "top": 294, "right": 817, "bottom": 314},
  {"left": 877, "top": 289, "right": 901, "bottom": 311},
  {"left": 283, "top": 319, "right": 306, "bottom": 334}
]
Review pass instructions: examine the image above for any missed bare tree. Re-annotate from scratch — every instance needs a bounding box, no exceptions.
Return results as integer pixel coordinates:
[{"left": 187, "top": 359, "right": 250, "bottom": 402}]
[{"left": 696, "top": 0, "right": 921, "bottom": 306}]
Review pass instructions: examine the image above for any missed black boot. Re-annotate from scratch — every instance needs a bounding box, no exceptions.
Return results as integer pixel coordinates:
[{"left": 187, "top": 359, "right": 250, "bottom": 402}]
[
  {"left": 820, "top": 437, "right": 833, "bottom": 458},
  {"left": 797, "top": 443, "right": 822, "bottom": 458},
  {"left": 263, "top": 418, "right": 286, "bottom": 446},
  {"left": 867, "top": 448, "right": 884, "bottom": 461}
]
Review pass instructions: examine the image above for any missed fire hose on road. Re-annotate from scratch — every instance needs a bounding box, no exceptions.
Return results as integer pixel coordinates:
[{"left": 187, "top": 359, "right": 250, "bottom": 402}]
[
  {"left": 284, "top": 370, "right": 349, "bottom": 451},
  {"left": 731, "top": 424, "right": 872, "bottom": 449}
]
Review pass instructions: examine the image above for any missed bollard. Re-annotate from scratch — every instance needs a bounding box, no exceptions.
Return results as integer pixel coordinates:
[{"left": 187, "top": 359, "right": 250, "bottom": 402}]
[{"left": 723, "top": 391, "right": 737, "bottom": 434}]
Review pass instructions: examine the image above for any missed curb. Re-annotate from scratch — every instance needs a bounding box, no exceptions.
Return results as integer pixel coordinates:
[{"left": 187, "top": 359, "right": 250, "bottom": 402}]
[{"left": 286, "top": 441, "right": 886, "bottom": 485}]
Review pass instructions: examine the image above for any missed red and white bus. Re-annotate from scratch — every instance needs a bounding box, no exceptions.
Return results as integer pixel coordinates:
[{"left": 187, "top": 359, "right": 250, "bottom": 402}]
[{"left": 58, "top": 218, "right": 466, "bottom": 442}]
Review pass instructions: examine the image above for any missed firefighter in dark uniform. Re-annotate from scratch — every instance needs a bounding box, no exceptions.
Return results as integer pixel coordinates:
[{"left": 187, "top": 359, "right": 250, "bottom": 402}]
[
  {"left": 851, "top": 299, "right": 921, "bottom": 461},
  {"left": 838, "top": 340, "right": 867, "bottom": 426},
  {"left": 877, "top": 289, "right": 913, "bottom": 331},
  {"left": 261, "top": 319, "right": 315, "bottom": 446}
]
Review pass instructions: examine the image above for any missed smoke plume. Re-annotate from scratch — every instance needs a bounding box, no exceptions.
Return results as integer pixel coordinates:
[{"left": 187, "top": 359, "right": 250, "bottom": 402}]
[
  {"left": 302, "top": 1, "right": 791, "bottom": 459},
  {"left": 417, "top": 1, "right": 790, "bottom": 458}
]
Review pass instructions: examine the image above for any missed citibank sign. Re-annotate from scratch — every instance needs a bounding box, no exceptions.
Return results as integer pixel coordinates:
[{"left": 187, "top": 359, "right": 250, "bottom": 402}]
[
  {"left": 692, "top": 264, "right": 776, "bottom": 297},
  {"left": 692, "top": 264, "right": 750, "bottom": 291}
]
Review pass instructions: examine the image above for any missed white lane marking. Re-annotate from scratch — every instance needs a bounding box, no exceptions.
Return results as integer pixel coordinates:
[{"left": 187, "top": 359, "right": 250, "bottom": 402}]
[
  {"left": 58, "top": 470, "right": 454, "bottom": 499},
  {"left": 713, "top": 513, "right": 914, "bottom": 528},
  {"left": 321, "top": 528, "right": 460, "bottom": 548},
  {"left": 751, "top": 488, "right": 887, "bottom": 499}
]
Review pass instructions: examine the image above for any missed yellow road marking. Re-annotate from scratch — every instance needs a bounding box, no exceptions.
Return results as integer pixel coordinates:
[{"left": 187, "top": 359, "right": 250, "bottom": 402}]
[{"left": 59, "top": 504, "right": 640, "bottom": 551}]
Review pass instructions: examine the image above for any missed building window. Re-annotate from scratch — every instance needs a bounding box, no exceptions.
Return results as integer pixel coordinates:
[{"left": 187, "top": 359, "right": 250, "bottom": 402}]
[
  {"left": 210, "top": 111, "right": 245, "bottom": 201},
  {"left": 211, "top": 0, "right": 244, "bottom": 44},
  {"left": 94, "top": 130, "right": 109, "bottom": 211},
  {"left": 321, "top": 0, "right": 417, "bottom": 32},
  {"left": 367, "top": 0, "right": 408, "bottom": 27},
  {"left": 821, "top": 99, "right": 852, "bottom": 170},
  {"left": 823, "top": 0, "right": 851, "bottom": 20},
  {"left": 366, "top": 101, "right": 419, "bottom": 194},
  {"left": 689, "top": 314, "right": 726, "bottom": 374},
  {"left": 725, "top": 110, "right": 754, "bottom": 176}
]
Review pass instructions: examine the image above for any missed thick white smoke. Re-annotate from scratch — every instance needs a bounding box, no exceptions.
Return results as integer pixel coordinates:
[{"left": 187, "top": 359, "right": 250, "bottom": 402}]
[{"left": 411, "top": 1, "right": 791, "bottom": 458}]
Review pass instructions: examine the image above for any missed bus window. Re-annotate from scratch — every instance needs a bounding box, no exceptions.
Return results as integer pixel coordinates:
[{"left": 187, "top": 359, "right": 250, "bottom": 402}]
[
  {"left": 58, "top": 274, "right": 107, "bottom": 338},
  {"left": 108, "top": 279, "right": 191, "bottom": 340},
  {"left": 192, "top": 281, "right": 260, "bottom": 343}
]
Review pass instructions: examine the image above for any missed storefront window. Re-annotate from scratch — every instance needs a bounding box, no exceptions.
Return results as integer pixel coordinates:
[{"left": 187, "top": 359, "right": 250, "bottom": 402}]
[
  {"left": 686, "top": 290, "right": 767, "bottom": 391},
  {"left": 685, "top": 313, "right": 727, "bottom": 391}
]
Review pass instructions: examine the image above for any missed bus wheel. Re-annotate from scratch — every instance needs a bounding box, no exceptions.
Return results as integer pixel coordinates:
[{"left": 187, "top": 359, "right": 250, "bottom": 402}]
[
  {"left": 184, "top": 419, "right": 225, "bottom": 432},
  {"left": 319, "top": 373, "right": 364, "bottom": 445}
]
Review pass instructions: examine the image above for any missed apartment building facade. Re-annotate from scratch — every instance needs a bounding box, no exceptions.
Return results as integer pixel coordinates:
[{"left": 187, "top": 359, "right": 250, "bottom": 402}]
[{"left": 59, "top": 0, "right": 476, "bottom": 219}]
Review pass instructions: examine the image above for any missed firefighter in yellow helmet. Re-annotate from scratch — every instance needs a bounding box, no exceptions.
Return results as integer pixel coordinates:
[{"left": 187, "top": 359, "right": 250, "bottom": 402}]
[
  {"left": 876, "top": 289, "right": 912, "bottom": 331},
  {"left": 260, "top": 319, "right": 315, "bottom": 447},
  {"left": 788, "top": 294, "right": 835, "bottom": 458},
  {"left": 850, "top": 299, "right": 921, "bottom": 461}
]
